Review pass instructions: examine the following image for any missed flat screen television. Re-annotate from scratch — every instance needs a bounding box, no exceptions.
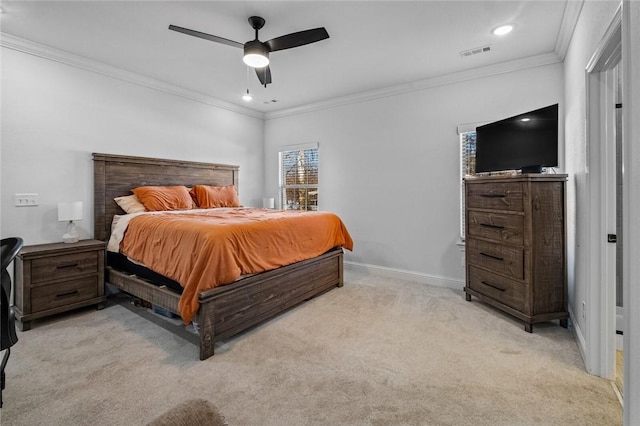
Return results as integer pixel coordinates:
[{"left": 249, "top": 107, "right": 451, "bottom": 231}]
[{"left": 475, "top": 104, "right": 558, "bottom": 174}]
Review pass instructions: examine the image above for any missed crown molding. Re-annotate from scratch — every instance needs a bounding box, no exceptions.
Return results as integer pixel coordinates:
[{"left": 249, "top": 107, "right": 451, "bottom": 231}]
[
  {"left": 0, "top": 32, "right": 265, "bottom": 120},
  {"left": 1, "top": 32, "right": 566, "bottom": 124},
  {"left": 265, "top": 51, "right": 562, "bottom": 120},
  {"left": 554, "top": 0, "right": 585, "bottom": 60}
]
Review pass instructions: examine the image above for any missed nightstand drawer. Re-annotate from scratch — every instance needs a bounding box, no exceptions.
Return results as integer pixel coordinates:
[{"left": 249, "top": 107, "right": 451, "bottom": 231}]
[
  {"left": 468, "top": 211, "right": 524, "bottom": 245},
  {"left": 467, "top": 182, "right": 524, "bottom": 211},
  {"left": 466, "top": 238, "right": 524, "bottom": 280},
  {"left": 468, "top": 265, "right": 525, "bottom": 311},
  {"left": 31, "top": 251, "right": 98, "bottom": 285},
  {"left": 31, "top": 276, "right": 99, "bottom": 312},
  {"left": 15, "top": 239, "right": 106, "bottom": 331}
]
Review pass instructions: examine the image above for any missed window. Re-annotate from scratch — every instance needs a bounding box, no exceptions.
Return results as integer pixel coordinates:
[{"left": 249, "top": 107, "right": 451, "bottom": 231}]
[
  {"left": 459, "top": 131, "right": 477, "bottom": 239},
  {"left": 279, "top": 143, "right": 319, "bottom": 211}
]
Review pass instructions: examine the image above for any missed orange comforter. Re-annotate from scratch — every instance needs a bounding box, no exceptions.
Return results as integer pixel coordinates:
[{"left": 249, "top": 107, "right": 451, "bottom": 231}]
[{"left": 119, "top": 208, "right": 353, "bottom": 323}]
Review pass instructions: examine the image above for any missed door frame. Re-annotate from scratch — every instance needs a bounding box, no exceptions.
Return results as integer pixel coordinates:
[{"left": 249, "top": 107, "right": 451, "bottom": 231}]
[
  {"left": 621, "top": 2, "right": 639, "bottom": 423},
  {"left": 584, "top": 5, "right": 621, "bottom": 378}
]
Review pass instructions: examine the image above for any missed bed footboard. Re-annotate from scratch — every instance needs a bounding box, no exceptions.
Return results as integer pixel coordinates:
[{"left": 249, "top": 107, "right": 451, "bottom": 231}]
[{"left": 107, "top": 248, "right": 344, "bottom": 360}]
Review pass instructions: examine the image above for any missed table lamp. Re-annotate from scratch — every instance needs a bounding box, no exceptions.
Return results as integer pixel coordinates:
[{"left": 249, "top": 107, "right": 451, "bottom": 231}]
[
  {"left": 58, "top": 201, "right": 83, "bottom": 243},
  {"left": 263, "top": 197, "right": 275, "bottom": 209}
]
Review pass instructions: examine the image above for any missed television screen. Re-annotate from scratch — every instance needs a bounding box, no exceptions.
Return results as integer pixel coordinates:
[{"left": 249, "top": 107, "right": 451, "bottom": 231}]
[{"left": 475, "top": 104, "right": 558, "bottom": 173}]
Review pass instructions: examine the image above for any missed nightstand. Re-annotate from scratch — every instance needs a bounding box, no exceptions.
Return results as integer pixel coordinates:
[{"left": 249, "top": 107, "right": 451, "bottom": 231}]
[{"left": 13, "top": 239, "right": 106, "bottom": 331}]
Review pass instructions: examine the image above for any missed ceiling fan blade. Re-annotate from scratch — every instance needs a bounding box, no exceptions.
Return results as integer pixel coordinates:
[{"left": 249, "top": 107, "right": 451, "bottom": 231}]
[
  {"left": 265, "top": 27, "right": 329, "bottom": 52},
  {"left": 255, "top": 66, "right": 272, "bottom": 87},
  {"left": 169, "top": 25, "right": 243, "bottom": 49}
]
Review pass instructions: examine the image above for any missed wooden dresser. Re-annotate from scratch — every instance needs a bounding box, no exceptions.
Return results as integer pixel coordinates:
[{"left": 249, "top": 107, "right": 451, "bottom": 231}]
[
  {"left": 464, "top": 174, "right": 568, "bottom": 332},
  {"left": 14, "top": 239, "right": 106, "bottom": 331}
]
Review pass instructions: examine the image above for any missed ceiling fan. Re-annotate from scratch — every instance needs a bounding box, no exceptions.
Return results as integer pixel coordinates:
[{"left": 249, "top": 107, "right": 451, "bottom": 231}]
[{"left": 169, "top": 16, "right": 329, "bottom": 87}]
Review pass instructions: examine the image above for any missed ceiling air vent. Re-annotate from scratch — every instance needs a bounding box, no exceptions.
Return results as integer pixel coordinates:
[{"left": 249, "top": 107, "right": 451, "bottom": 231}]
[{"left": 460, "top": 45, "right": 491, "bottom": 57}]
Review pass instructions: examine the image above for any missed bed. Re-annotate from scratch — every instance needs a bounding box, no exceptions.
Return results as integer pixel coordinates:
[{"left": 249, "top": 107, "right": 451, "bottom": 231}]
[{"left": 93, "top": 153, "right": 349, "bottom": 360}]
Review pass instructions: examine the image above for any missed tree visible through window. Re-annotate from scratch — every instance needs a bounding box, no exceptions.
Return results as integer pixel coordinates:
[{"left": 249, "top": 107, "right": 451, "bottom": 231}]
[
  {"left": 460, "top": 131, "right": 477, "bottom": 239},
  {"left": 279, "top": 145, "right": 318, "bottom": 211}
]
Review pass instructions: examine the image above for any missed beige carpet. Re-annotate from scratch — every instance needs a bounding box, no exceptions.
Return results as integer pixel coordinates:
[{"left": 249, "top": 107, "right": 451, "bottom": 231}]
[{"left": 1, "top": 270, "right": 622, "bottom": 425}]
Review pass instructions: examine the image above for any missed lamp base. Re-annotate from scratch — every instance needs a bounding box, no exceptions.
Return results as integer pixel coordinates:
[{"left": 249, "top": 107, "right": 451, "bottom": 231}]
[
  {"left": 62, "top": 233, "right": 80, "bottom": 244},
  {"left": 62, "top": 221, "right": 79, "bottom": 243}
]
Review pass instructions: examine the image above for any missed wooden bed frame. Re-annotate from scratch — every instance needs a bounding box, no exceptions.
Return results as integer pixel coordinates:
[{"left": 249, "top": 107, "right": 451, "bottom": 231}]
[{"left": 93, "top": 153, "right": 344, "bottom": 360}]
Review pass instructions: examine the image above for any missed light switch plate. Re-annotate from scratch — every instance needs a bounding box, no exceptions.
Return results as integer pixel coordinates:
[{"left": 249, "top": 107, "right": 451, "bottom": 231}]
[{"left": 15, "top": 193, "right": 39, "bottom": 206}]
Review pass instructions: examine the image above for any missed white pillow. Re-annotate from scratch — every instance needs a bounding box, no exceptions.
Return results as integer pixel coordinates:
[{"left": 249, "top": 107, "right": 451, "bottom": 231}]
[{"left": 114, "top": 194, "right": 146, "bottom": 214}]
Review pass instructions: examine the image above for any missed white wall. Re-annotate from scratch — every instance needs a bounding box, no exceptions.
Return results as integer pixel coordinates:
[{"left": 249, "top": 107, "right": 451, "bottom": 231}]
[
  {"left": 264, "top": 63, "right": 563, "bottom": 287},
  {"left": 562, "top": 0, "right": 620, "bottom": 361},
  {"left": 0, "top": 47, "right": 264, "bottom": 245}
]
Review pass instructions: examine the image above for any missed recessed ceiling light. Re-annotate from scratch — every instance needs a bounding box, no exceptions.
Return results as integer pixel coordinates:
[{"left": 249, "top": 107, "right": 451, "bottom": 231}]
[
  {"left": 492, "top": 25, "right": 514, "bottom": 36},
  {"left": 521, "top": 117, "right": 531, "bottom": 122}
]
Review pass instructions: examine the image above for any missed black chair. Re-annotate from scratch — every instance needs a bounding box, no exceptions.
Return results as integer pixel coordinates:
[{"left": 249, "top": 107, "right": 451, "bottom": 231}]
[{"left": 1, "top": 237, "right": 24, "bottom": 408}]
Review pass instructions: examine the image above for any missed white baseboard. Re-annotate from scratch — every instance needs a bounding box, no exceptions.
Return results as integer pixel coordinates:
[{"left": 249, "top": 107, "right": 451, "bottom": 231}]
[
  {"left": 344, "top": 261, "right": 464, "bottom": 291},
  {"left": 569, "top": 304, "right": 589, "bottom": 371}
]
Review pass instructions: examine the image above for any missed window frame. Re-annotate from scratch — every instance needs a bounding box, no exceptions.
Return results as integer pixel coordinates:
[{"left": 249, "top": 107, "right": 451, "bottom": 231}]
[
  {"left": 458, "top": 128, "right": 477, "bottom": 240},
  {"left": 278, "top": 142, "right": 319, "bottom": 211}
]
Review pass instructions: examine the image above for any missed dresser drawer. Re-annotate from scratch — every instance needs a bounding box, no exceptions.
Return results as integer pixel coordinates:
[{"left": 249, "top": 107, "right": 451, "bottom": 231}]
[
  {"left": 31, "top": 251, "right": 98, "bottom": 285},
  {"left": 467, "top": 182, "right": 524, "bottom": 212},
  {"left": 467, "top": 238, "right": 524, "bottom": 280},
  {"left": 31, "top": 276, "right": 99, "bottom": 312},
  {"left": 468, "top": 265, "right": 525, "bottom": 311},
  {"left": 468, "top": 211, "right": 524, "bottom": 245}
]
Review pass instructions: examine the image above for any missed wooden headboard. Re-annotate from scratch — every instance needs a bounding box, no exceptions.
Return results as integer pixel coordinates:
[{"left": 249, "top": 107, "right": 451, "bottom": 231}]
[{"left": 93, "top": 153, "right": 239, "bottom": 242}]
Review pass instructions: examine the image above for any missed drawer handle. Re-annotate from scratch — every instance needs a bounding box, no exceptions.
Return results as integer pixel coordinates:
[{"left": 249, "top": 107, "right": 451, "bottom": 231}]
[
  {"left": 480, "top": 223, "right": 505, "bottom": 230},
  {"left": 56, "top": 262, "right": 79, "bottom": 269},
  {"left": 481, "top": 281, "right": 505, "bottom": 292},
  {"left": 55, "top": 290, "right": 79, "bottom": 300},
  {"left": 480, "top": 252, "right": 504, "bottom": 261},
  {"left": 480, "top": 193, "right": 507, "bottom": 198}
]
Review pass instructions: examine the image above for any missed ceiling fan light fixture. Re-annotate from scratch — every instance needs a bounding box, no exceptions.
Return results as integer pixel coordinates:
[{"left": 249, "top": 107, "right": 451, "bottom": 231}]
[
  {"left": 243, "top": 40, "right": 270, "bottom": 68},
  {"left": 169, "top": 16, "right": 328, "bottom": 85},
  {"left": 243, "top": 53, "right": 269, "bottom": 68}
]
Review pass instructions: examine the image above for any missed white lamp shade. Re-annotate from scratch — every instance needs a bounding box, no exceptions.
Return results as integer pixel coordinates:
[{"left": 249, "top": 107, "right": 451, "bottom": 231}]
[
  {"left": 262, "top": 197, "right": 275, "bottom": 209},
  {"left": 58, "top": 201, "right": 83, "bottom": 222}
]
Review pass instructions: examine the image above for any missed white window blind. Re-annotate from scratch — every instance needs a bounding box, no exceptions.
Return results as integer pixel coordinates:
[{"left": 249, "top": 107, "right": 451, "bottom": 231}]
[{"left": 279, "top": 144, "right": 319, "bottom": 211}]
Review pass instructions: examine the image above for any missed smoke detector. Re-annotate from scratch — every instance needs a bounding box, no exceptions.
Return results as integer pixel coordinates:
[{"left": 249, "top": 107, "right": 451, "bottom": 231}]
[{"left": 460, "top": 45, "right": 491, "bottom": 57}]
